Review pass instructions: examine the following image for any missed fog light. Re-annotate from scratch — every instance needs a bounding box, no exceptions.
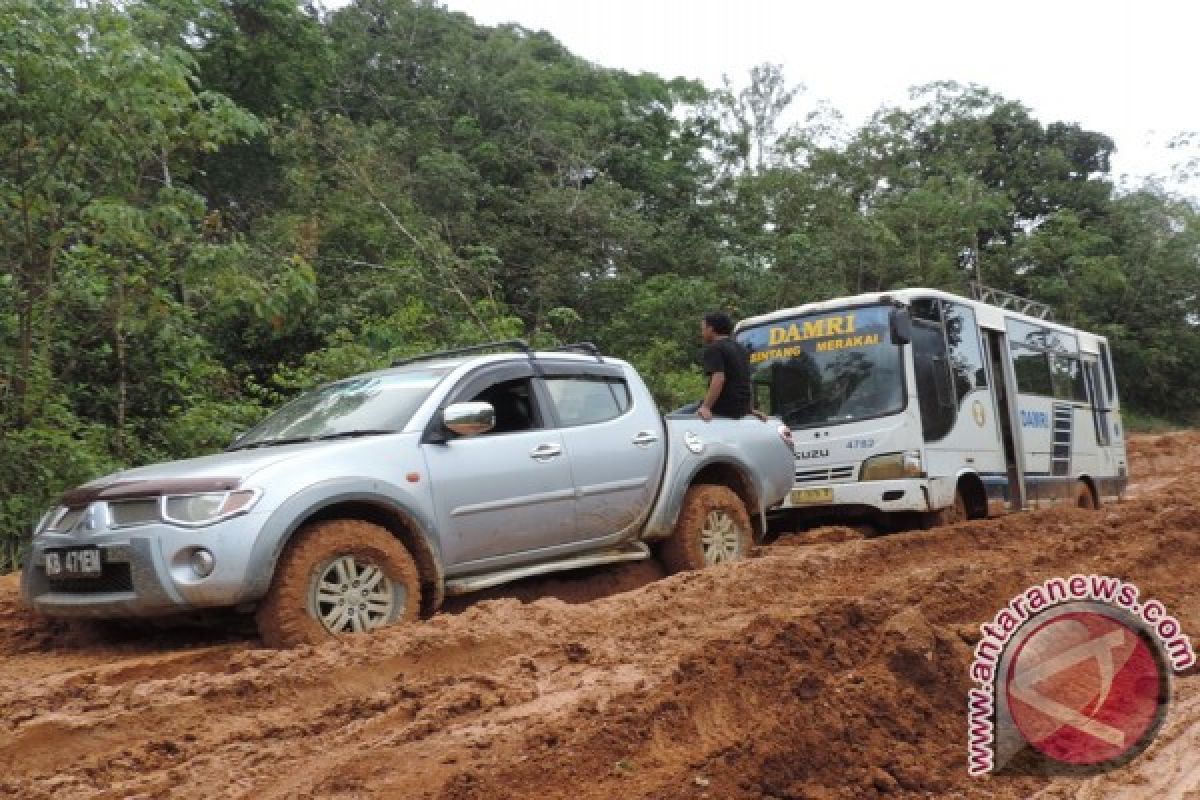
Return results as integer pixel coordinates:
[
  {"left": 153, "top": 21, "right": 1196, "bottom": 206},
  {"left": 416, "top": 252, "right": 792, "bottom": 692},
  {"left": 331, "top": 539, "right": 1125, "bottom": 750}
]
[{"left": 190, "top": 548, "right": 215, "bottom": 578}]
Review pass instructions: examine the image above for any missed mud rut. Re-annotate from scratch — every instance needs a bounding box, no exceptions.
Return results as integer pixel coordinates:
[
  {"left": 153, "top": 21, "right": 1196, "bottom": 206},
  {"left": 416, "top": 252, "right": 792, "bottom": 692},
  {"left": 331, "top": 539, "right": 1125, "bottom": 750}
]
[{"left": 0, "top": 433, "right": 1196, "bottom": 799}]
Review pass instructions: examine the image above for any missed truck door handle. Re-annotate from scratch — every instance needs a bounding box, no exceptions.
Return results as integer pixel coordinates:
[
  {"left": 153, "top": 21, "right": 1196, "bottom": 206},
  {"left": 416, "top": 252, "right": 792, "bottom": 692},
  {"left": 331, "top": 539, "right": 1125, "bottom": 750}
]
[
  {"left": 530, "top": 443, "right": 563, "bottom": 461},
  {"left": 632, "top": 431, "right": 659, "bottom": 447}
]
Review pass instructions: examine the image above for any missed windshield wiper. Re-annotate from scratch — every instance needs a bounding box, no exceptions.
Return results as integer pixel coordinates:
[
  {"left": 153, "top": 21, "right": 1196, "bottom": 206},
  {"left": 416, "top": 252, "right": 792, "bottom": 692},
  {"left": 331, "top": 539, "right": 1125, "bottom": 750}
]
[
  {"left": 228, "top": 436, "right": 315, "bottom": 451},
  {"left": 314, "top": 429, "right": 397, "bottom": 441},
  {"left": 229, "top": 430, "right": 395, "bottom": 451}
]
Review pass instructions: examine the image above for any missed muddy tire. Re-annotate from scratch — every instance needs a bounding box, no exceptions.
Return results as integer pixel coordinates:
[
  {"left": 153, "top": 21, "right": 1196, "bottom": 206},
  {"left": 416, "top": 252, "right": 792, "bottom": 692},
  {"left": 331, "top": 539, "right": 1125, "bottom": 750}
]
[
  {"left": 256, "top": 519, "right": 421, "bottom": 649},
  {"left": 1075, "top": 481, "right": 1098, "bottom": 510},
  {"left": 659, "top": 485, "right": 752, "bottom": 574},
  {"left": 926, "top": 488, "right": 968, "bottom": 528}
]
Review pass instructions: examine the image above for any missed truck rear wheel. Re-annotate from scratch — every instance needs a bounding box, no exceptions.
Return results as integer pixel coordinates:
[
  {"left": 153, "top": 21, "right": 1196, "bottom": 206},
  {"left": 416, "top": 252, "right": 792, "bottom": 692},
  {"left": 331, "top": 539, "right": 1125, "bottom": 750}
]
[
  {"left": 256, "top": 519, "right": 421, "bottom": 648},
  {"left": 659, "top": 484, "right": 752, "bottom": 573}
]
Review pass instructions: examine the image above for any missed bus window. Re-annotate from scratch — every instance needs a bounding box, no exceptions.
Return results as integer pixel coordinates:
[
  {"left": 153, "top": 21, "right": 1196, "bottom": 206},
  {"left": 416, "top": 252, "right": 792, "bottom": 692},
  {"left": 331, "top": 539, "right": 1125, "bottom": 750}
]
[
  {"left": 1012, "top": 346, "right": 1054, "bottom": 396},
  {"left": 1051, "top": 355, "right": 1088, "bottom": 403},
  {"left": 1084, "top": 359, "right": 1112, "bottom": 445},
  {"left": 1098, "top": 341, "right": 1118, "bottom": 406},
  {"left": 944, "top": 302, "right": 987, "bottom": 406},
  {"left": 1008, "top": 318, "right": 1078, "bottom": 354},
  {"left": 912, "top": 320, "right": 955, "bottom": 441},
  {"left": 911, "top": 297, "right": 942, "bottom": 324}
]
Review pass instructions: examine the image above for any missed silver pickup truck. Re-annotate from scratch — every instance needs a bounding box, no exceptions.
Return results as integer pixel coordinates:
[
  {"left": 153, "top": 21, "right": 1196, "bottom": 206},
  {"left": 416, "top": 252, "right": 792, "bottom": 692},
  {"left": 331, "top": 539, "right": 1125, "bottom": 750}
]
[{"left": 22, "top": 342, "right": 794, "bottom": 647}]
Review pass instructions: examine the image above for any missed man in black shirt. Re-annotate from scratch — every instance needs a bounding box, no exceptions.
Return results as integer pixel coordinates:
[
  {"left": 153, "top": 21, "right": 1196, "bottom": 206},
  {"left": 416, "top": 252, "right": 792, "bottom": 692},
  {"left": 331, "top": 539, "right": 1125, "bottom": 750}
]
[{"left": 697, "top": 311, "right": 753, "bottom": 420}]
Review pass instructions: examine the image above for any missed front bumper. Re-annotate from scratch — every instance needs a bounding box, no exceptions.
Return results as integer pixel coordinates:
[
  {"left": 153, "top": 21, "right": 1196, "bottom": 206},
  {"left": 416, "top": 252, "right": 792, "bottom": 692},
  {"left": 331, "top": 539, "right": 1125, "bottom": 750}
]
[
  {"left": 780, "top": 478, "right": 932, "bottom": 514},
  {"left": 22, "top": 513, "right": 269, "bottom": 619}
]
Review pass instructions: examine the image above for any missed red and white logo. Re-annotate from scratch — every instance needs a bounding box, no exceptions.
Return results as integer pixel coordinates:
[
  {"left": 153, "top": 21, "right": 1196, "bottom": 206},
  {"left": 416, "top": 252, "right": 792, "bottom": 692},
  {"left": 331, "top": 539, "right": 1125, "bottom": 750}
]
[
  {"left": 967, "top": 577, "right": 1192, "bottom": 776},
  {"left": 1005, "top": 610, "right": 1165, "bottom": 766}
]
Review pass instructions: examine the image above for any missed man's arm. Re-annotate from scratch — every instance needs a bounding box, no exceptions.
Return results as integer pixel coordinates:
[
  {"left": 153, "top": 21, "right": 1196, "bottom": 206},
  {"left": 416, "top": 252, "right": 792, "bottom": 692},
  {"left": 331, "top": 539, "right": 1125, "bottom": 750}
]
[{"left": 699, "top": 372, "right": 724, "bottom": 421}]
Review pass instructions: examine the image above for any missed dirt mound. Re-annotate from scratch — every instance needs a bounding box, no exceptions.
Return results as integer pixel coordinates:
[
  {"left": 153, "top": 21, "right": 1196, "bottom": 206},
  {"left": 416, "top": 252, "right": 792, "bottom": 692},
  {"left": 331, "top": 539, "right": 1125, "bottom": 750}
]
[
  {"left": 0, "top": 433, "right": 1196, "bottom": 798},
  {"left": 1126, "top": 430, "right": 1200, "bottom": 491}
]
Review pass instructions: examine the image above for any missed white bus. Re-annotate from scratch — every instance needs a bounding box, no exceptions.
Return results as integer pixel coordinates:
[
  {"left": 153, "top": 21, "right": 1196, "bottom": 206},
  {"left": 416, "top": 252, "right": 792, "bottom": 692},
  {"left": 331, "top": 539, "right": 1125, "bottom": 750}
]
[{"left": 735, "top": 288, "right": 1128, "bottom": 528}]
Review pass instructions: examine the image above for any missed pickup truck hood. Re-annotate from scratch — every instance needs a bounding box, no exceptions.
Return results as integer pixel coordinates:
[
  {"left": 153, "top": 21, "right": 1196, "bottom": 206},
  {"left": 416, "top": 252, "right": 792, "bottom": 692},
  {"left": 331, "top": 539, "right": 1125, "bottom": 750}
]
[{"left": 60, "top": 445, "right": 314, "bottom": 505}]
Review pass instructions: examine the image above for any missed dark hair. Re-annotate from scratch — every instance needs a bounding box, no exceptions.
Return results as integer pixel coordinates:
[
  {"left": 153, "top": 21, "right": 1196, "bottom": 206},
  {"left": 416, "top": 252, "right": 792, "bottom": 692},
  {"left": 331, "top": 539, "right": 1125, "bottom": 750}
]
[{"left": 703, "top": 311, "right": 734, "bottom": 335}]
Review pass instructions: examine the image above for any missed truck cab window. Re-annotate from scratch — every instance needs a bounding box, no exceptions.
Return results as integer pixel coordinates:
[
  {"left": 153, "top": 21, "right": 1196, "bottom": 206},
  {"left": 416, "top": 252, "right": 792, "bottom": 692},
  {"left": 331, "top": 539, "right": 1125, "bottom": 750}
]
[{"left": 469, "top": 378, "right": 540, "bottom": 434}]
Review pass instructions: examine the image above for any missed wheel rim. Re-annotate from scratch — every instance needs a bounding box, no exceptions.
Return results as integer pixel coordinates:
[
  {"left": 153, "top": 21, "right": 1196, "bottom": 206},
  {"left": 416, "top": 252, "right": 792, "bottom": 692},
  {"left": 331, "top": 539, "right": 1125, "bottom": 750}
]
[
  {"left": 309, "top": 555, "right": 400, "bottom": 635},
  {"left": 700, "top": 509, "right": 742, "bottom": 565}
]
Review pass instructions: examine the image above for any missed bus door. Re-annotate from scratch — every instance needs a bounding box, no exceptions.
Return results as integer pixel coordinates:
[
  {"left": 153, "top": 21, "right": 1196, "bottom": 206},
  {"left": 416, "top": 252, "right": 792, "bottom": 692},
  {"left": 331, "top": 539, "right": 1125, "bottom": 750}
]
[
  {"left": 984, "top": 329, "right": 1025, "bottom": 511},
  {"left": 1082, "top": 356, "right": 1111, "bottom": 447}
]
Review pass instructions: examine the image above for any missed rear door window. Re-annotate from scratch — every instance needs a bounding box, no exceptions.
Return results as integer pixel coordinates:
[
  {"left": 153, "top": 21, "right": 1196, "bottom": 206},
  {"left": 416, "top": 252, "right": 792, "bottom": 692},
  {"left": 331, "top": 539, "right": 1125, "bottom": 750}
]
[{"left": 545, "top": 377, "right": 631, "bottom": 427}]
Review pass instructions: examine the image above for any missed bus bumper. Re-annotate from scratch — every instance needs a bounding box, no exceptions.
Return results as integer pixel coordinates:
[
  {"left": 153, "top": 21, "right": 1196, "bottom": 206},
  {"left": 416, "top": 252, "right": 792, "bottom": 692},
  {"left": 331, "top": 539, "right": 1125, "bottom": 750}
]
[{"left": 784, "top": 478, "right": 936, "bottom": 514}]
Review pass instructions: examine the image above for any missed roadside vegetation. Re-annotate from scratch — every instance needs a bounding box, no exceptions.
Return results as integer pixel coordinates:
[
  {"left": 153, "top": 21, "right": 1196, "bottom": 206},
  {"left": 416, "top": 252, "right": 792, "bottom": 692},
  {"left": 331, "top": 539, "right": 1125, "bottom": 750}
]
[{"left": 2, "top": 0, "right": 1198, "bottom": 568}]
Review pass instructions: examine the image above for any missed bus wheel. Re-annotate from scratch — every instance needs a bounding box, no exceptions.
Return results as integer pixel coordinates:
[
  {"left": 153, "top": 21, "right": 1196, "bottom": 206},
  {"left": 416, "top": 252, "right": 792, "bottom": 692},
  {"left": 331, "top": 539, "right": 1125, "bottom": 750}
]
[{"left": 1075, "top": 481, "right": 1098, "bottom": 510}]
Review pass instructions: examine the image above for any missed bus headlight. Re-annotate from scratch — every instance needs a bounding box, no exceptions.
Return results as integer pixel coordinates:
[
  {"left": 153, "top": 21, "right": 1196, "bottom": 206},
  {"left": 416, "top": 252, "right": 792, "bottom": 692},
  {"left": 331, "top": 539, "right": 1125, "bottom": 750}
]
[{"left": 860, "top": 451, "right": 923, "bottom": 481}]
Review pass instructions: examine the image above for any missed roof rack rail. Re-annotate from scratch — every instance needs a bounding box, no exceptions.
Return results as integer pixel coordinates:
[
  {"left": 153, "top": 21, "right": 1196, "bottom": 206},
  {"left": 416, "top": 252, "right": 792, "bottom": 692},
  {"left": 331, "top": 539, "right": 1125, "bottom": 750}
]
[
  {"left": 390, "top": 339, "right": 607, "bottom": 369},
  {"left": 391, "top": 339, "right": 532, "bottom": 367},
  {"left": 544, "top": 341, "right": 604, "bottom": 362},
  {"left": 968, "top": 281, "right": 1055, "bottom": 321}
]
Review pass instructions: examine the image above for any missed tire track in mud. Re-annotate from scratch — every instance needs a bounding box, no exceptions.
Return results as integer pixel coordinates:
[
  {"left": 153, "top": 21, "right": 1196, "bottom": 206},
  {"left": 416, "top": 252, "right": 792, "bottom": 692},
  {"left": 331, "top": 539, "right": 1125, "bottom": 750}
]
[{"left": 0, "top": 432, "right": 1196, "bottom": 799}]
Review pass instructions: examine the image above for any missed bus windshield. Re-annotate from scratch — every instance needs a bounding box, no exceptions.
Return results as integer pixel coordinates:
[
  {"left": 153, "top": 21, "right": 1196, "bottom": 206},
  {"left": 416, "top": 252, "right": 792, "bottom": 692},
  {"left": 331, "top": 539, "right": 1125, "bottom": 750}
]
[{"left": 737, "top": 305, "right": 904, "bottom": 429}]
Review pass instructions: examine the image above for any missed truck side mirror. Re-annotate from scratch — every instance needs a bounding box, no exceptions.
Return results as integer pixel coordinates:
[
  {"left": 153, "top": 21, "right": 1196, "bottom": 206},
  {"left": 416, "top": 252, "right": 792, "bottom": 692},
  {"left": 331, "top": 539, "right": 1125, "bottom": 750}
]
[
  {"left": 442, "top": 402, "right": 496, "bottom": 437},
  {"left": 890, "top": 308, "right": 913, "bottom": 345}
]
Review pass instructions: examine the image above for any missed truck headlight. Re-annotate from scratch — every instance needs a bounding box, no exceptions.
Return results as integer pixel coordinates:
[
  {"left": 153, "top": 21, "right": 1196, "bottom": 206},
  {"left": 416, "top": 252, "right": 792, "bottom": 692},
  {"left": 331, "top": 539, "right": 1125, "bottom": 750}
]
[
  {"left": 860, "top": 451, "right": 923, "bottom": 481},
  {"left": 37, "top": 506, "right": 84, "bottom": 536},
  {"left": 161, "top": 489, "right": 260, "bottom": 527},
  {"left": 33, "top": 508, "right": 57, "bottom": 537}
]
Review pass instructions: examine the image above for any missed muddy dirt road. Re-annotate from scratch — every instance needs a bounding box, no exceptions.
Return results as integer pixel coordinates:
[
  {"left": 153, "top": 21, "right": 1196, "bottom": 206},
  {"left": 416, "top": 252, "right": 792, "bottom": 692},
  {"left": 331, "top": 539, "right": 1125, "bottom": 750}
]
[{"left": 0, "top": 433, "right": 1196, "bottom": 799}]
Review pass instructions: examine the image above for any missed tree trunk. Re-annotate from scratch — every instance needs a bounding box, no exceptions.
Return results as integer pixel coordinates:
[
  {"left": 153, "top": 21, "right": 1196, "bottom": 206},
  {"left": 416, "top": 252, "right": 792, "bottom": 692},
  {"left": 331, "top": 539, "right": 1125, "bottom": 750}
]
[
  {"left": 114, "top": 268, "right": 127, "bottom": 460},
  {"left": 14, "top": 293, "right": 32, "bottom": 427}
]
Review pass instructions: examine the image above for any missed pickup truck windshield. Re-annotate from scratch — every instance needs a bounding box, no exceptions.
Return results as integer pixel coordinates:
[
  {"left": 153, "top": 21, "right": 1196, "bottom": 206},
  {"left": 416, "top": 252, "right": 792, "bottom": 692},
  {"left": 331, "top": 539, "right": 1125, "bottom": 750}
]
[
  {"left": 233, "top": 369, "right": 450, "bottom": 448},
  {"left": 737, "top": 305, "right": 904, "bottom": 429}
]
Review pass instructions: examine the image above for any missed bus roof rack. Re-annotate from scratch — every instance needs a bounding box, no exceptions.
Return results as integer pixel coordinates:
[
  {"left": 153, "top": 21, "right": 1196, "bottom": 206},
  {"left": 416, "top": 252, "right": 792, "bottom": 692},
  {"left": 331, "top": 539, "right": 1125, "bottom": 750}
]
[
  {"left": 968, "top": 281, "right": 1055, "bottom": 321},
  {"left": 390, "top": 339, "right": 605, "bottom": 368}
]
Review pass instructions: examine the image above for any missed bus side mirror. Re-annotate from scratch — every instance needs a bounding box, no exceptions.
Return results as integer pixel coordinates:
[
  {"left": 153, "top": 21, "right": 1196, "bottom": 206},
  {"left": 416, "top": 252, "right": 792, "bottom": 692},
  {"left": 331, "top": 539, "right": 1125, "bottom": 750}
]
[{"left": 890, "top": 308, "right": 913, "bottom": 345}]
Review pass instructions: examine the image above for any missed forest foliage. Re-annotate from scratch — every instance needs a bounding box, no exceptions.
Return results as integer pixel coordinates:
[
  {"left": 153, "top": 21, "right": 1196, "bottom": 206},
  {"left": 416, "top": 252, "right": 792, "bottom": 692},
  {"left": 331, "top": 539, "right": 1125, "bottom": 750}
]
[{"left": 2, "top": 0, "right": 1198, "bottom": 567}]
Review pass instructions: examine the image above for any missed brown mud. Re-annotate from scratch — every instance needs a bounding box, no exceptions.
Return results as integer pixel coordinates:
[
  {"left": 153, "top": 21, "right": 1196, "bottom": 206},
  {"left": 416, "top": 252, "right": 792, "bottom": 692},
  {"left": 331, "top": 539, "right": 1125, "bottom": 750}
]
[{"left": 0, "top": 432, "right": 1196, "bottom": 799}]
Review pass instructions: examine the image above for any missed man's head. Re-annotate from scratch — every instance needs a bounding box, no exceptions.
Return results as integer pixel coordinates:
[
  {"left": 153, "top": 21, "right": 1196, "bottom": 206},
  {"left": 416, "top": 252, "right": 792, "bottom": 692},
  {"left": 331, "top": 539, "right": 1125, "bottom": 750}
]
[{"left": 702, "top": 311, "right": 734, "bottom": 343}]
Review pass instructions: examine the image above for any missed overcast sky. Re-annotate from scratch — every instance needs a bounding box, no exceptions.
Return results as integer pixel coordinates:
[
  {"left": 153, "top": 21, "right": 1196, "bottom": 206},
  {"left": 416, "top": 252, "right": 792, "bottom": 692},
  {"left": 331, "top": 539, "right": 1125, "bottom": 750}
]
[{"left": 437, "top": 0, "right": 1197, "bottom": 190}]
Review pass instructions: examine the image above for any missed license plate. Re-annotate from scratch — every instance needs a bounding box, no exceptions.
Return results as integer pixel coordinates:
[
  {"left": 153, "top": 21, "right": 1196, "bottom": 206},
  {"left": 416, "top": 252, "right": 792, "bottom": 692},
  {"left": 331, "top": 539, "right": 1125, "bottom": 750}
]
[
  {"left": 790, "top": 487, "right": 833, "bottom": 505},
  {"left": 44, "top": 548, "right": 103, "bottom": 578}
]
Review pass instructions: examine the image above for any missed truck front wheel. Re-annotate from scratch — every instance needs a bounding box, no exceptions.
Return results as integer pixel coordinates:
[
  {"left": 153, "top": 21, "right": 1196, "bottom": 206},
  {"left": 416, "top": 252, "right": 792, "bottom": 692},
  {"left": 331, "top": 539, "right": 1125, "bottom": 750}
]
[
  {"left": 256, "top": 519, "right": 421, "bottom": 648},
  {"left": 659, "top": 484, "right": 752, "bottom": 573}
]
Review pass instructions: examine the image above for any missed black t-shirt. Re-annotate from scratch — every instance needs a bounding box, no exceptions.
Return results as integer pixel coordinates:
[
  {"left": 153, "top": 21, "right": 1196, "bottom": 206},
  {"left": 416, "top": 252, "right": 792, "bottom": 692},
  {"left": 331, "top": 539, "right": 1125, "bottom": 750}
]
[{"left": 702, "top": 337, "right": 753, "bottom": 418}]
